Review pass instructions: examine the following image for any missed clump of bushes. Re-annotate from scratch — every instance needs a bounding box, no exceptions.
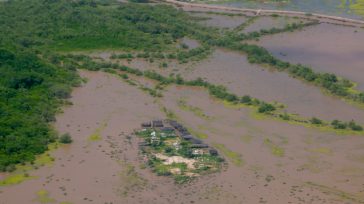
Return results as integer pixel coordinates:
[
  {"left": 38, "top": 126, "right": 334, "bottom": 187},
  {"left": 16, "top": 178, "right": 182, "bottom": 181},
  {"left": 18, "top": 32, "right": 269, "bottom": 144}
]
[
  {"left": 331, "top": 120, "right": 363, "bottom": 131},
  {"left": 59, "top": 133, "right": 73, "bottom": 144},
  {"left": 258, "top": 103, "right": 276, "bottom": 113}
]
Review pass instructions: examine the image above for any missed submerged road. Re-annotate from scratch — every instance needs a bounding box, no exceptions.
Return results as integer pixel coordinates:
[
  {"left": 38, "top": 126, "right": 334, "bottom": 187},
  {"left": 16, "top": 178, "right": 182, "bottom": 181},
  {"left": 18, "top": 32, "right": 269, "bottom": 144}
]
[{"left": 162, "top": 0, "right": 364, "bottom": 26}]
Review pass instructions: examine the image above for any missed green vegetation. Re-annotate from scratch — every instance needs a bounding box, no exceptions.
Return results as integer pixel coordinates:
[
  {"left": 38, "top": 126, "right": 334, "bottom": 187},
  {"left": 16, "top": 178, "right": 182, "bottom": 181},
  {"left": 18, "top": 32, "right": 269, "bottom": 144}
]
[
  {"left": 177, "top": 98, "right": 211, "bottom": 120},
  {"left": 213, "top": 143, "right": 243, "bottom": 166},
  {"left": 34, "top": 189, "right": 56, "bottom": 204},
  {"left": 1, "top": 0, "right": 363, "bottom": 174},
  {"left": 232, "top": 21, "right": 319, "bottom": 41},
  {"left": 263, "top": 138, "right": 285, "bottom": 157},
  {"left": 136, "top": 127, "right": 223, "bottom": 183},
  {"left": 59, "top": 133, "right": 73, "bottom": 144},
  {"left": 69, "top": 56, "right": 364, "bottom": 135},
  {"left": 211, "top": 39, "right": 364, "bottom": 105},
  {"left": 0, "top": 49, "right": 80, "bottom": 171},
  {"left": 0, "top": 173, "right": 35, "bottom": 186}
]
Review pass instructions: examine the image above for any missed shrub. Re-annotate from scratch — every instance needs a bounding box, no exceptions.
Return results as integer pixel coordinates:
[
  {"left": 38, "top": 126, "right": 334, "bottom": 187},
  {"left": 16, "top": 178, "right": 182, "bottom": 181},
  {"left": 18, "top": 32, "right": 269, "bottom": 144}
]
[
  {"left": 59, "top": 133, "right": 73, "bottom": 144},
  {"left": 310, "top": 117, "right": 323, "bottom": 125},
  {"left": 258, "top": 103, "right": 276, "bottom": 113},
  {"left": 240, "top": 95, "right": 252, "bottom": 104},
  {"left": 331, "top": 120, "right": 347, "bottom": 129}
]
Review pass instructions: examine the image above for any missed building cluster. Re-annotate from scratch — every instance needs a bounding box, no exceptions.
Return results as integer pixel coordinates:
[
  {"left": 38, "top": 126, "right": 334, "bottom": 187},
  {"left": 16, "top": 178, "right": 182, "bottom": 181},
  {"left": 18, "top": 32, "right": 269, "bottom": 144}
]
[{"left": 140, "top": 119, "right": 218, "bottom": 156}]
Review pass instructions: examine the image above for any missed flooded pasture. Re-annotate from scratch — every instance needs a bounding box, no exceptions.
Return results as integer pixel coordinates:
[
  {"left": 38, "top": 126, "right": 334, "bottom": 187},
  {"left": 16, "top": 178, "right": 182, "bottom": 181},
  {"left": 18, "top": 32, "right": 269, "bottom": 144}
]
[
  {"left": 242, "top": 15, "right": 311, "bottom": 33},
  {"left": 1, "top": 69, "right": 364, "bottom": 204},
  {"left": 2, "top": 5, "right": 364, "bottom": 204},
  {"left": 177, "top": 49, "right": 364, "bottom": 123},
  {"left": 256, "top": 23, "right": 364, "bottom": 91},
  {"left": 190, "top": 12, "right": 248, "bottom": 29}
]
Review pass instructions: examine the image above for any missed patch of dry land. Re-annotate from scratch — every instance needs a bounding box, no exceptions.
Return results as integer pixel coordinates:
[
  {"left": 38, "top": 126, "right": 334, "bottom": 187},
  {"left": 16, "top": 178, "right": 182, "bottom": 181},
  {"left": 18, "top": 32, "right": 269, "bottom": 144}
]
[{"left": 2, "top": 4, "right": 364, "bottom": 204}]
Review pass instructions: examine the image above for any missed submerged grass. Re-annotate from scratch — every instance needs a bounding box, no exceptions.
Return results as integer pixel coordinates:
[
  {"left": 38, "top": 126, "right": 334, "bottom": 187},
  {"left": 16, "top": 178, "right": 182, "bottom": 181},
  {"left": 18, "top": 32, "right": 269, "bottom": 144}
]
[
  {"left": 305, "top": 181, "right": 364, "bottom": 203},
  {"left": 213, "top": 143, "right": 244, "bottom": 166},
  {"left": 177, "top": 98, "right": 213, "bottom": 120},
  {"left": 88, "top": 122, "right": 108, "bottom": 142},
  {"left": 263, "top": 138, "right": 285, "bottom": 157},
  {"left": 34, "top": 189, "right": 56, "bottom": 204}
]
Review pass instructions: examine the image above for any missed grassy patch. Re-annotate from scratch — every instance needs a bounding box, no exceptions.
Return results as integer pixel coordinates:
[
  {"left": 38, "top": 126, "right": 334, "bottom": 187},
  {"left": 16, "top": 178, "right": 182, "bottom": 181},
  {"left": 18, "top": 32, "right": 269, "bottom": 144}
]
[
  {"left": 88, "top": 122, "right": 107, "bottom": 142},
  {"left": 177, "top": 98, "right": 212, "bottom": 120},
  {"left": 0, "top": 143, "right": 58, "bottom": 186},
  {"left": 188, "top": 128, "right": 209, "bottom": 139},
  {"left": 263, "top": 138, "right": 285, "bottom": 157},
  {"left": 0, "top": 174, "right": 35, "bottom": 186},
  {"left": 34, "top": 190, "right": 56, "bottom": 204},
  {"left": 118, "top": 162, "right": 147, "bottom": 197},
  {"left": 213, "top": 143, "right": 244, "bottom": 166}
]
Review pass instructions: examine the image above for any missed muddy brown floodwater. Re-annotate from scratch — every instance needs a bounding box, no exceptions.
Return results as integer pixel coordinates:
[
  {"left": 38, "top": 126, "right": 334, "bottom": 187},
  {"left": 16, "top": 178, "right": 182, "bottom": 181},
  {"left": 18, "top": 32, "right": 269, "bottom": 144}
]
[
  {"left": 177, "top": 48, "right": 364, "bottom": 124},
  {"left": 2, "top": 8, "right": 364, "bottom": 204},
  {"left": 190, "top": 12, "right": 248, "bottom": 29},
  {"left": 1, "top": 70, "right": 364, "bottom": 203},
  {"left": 242, "top": 16, "right": 311, "bottom": 33},
  {"left": 256, "top": 23, "right": 364, "bottom": 91}
]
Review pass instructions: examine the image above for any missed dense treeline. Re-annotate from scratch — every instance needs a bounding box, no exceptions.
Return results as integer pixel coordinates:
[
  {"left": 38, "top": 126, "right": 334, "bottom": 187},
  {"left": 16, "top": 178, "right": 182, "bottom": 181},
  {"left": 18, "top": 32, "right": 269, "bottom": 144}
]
[
  {"left": 0, "top": 0, "right": 210, "bottom": 52},
  {"left": 0, "top": 49, "right": 80, "bottom": 171}
]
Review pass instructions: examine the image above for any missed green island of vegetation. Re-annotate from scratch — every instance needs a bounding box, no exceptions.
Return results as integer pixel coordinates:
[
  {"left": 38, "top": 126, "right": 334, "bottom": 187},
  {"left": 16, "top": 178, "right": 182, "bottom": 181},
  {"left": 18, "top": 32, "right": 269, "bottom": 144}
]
[{"left": 135, "top": 120, "right": 224, "bottom": 184}]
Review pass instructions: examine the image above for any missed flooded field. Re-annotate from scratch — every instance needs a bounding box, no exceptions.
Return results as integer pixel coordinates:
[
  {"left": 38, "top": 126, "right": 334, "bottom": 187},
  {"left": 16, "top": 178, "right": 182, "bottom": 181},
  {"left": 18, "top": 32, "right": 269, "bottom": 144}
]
[
  {"left": 256, "top": 23, "right": 364, "bottom": 91},
  {"left": 163, "top": 49, "right": 364, "bottom": 124},
  {"left": 219, "top": 0, "right": 362, "bottom": 20},
  {"left": 190, "top": 12, "right": 248, "bottom": 29},
  {"left": 2, "top": 4, "right": 364, "bottom": 204},
  {"left": 2, "top": 71, "right": 364, "bottom": 204},
  {"left": 242, "top": 16, "right": 311, "bottom": 33}
]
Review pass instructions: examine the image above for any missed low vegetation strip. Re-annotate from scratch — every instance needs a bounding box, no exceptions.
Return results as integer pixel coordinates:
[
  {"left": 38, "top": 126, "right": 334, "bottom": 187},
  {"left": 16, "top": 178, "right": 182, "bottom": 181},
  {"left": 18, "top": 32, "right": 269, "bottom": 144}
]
[{"left": 66, "top": 55, "right": 364, "bottom": 135}]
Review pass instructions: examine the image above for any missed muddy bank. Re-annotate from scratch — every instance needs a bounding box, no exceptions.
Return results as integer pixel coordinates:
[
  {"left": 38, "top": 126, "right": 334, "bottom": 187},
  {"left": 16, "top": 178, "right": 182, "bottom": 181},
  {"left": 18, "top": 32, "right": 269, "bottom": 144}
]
[{"left": 256, "top": 23, "right": 364, "bottom": 91}]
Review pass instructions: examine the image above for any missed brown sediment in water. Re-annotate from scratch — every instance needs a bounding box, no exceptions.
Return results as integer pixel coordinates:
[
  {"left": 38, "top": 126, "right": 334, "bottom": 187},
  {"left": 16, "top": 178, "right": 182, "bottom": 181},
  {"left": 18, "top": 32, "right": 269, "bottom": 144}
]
[
  {"left": 1, "top": 71, "right": 364, "bottom": 203},
  {"left": 190, "top": 12, "right": 248, "bottom": 29},
  {"left": 255, "top": 23, "right": 364, "bottom": 91},
  {"left": 242, "top": 15, "right": 312, "bottom": 33},
  {"left": 176, "top": 48, "right": 364, "bottom": 124}
]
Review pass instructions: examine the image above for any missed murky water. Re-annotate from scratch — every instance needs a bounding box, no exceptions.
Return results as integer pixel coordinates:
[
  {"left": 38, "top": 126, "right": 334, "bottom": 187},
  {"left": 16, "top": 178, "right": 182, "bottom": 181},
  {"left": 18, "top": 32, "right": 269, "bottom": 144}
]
[
  {"left": 1, "top": 71, "right": 364, "bottom": 203},
  {"left": 255, "top": 23, "right": 364, "bottom": 91},
  {"left": 219, "top": 0, "right": 362, "bottom": 20},
  {"left": 178, "top": 49, "right": 364, "bottom": 123},
  {"left": 190, "top": 12, "right": 248, "bottom": 28},
  {"left": 242, "top": 16, "right": 311, "bottom": 33}
]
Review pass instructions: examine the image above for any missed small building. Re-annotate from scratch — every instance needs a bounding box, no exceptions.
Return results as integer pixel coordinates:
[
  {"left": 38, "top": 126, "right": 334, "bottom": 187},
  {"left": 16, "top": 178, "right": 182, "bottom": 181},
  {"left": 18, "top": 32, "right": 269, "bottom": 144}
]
[
  {"left": 152, "top": 120, "right": 163, "bottom": 127},
  {"left": 209, "top": 148, "right": 218, "bottom": 156},
  {"left": 191, "top": 144, "right": 209, "bottom": 148},
  {"left": 141, "top": 122, "right": 151, "bottom": 128},
  {"left": 160, "top": 127, "right": 175, "bottom": 132},
  {"left": 181, "top": 134, "right": 194, "bottom": 140},
  {"left": 190, "top": 138, "right": 203, "bottom": 144}
]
